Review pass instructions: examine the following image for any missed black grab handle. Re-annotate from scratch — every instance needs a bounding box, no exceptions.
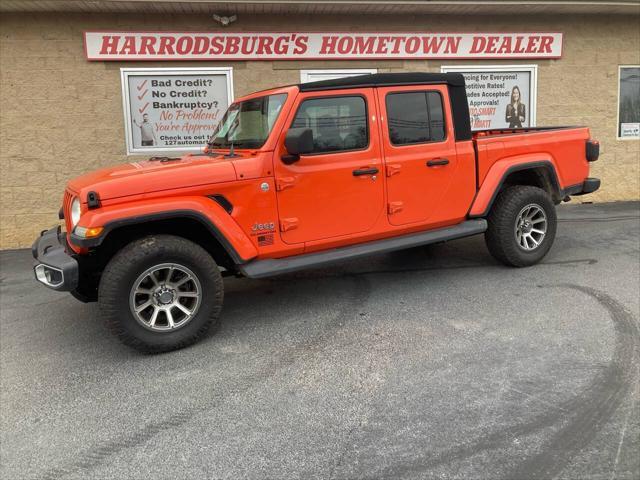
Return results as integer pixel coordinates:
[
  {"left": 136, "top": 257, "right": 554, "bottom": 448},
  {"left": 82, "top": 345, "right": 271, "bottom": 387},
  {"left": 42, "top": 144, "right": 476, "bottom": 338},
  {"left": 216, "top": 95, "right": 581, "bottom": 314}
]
[{"left": 353, "top": 167, "right": 379, "bottom": 176}]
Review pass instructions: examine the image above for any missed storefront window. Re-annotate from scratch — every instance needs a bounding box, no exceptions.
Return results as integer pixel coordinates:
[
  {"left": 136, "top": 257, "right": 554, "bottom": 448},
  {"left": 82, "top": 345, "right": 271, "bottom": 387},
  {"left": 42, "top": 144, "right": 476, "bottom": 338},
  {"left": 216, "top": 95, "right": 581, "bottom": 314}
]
[
  {"left": 618, "top": 66, "right": 640, "bottom": 139},
  {"left": 121, "top": 67, "right": 234, "bottom": 154},
  {"left": 441, "top": 65, "right": 537, "bottom": 131}
]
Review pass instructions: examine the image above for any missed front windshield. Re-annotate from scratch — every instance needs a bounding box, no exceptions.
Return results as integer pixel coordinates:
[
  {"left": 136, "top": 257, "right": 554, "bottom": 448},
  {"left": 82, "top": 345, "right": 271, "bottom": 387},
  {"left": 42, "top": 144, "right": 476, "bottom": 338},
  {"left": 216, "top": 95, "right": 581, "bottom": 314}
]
[{"left": 208, "top": 93, "right": 287, "bottom": 149}]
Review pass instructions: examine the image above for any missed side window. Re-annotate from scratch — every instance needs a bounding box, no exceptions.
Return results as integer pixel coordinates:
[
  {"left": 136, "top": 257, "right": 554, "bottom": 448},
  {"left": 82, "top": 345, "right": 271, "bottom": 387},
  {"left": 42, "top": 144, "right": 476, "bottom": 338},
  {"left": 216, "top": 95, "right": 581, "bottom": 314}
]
[
  {"left": 291, "top": 96, "right": 368, "bottom": 154},
  {"left": 386, "top": 91, "right": 446, "bottom": 145}
]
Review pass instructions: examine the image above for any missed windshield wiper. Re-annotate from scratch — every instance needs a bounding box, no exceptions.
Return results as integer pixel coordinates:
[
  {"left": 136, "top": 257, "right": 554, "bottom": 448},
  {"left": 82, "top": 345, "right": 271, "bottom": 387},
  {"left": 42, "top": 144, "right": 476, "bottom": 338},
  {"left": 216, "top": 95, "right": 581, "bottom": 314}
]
[{"left": 205, "top": 140, "right": 226, "bottom": 157}]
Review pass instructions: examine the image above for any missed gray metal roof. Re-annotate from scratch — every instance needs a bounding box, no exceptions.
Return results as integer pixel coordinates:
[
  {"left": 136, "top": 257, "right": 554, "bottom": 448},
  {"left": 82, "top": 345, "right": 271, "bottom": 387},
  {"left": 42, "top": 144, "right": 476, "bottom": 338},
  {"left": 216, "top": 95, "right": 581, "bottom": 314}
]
[{"left": 2, "top": 0, "right": 639, "bottom": 14}]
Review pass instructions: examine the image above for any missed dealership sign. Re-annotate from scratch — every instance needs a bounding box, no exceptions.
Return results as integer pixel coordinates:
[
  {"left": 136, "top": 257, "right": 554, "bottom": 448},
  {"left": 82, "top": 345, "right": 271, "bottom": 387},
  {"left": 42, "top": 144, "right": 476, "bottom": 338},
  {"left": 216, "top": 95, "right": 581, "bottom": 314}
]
[{"left": 84, "top": 32, "right": 563, "bottom": 61}]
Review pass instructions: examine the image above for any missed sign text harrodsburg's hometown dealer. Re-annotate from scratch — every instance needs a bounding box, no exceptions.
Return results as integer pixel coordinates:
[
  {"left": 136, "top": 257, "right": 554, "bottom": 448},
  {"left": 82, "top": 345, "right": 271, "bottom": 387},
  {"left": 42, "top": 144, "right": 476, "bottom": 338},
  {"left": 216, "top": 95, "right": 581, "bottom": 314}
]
[{"left": 85, "top": 32, "right": 563, "bottom": 61}]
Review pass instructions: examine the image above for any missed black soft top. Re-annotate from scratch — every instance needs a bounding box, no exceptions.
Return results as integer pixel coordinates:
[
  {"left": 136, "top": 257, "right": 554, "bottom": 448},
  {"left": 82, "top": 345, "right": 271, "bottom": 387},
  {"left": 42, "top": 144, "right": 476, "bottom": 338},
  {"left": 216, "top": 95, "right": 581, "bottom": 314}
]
[
  {"left": 298, "top": 72, "right": 465, "bottom": 91},
  {"left": 298, "top": 72, "right": 472, "bottom": 142}
]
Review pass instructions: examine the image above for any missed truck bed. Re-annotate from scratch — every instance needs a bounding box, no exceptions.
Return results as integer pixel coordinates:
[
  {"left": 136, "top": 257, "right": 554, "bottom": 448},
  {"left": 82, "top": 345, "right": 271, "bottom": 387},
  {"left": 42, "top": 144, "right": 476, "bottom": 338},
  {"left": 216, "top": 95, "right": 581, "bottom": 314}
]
[{"left": 472, "top": 125, "right": 592, "bottom": 190}]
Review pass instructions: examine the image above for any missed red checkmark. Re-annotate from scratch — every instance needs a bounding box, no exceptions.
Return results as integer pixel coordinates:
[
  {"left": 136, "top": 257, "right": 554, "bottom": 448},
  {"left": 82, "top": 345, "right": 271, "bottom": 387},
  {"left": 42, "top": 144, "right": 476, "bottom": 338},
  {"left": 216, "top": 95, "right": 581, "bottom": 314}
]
[
  {"left": 137, "top": 89, "right": 148, "bottom": 100},
  {"left": 136, "top": 80, "right": 148, "bottom": 91},
  {"left": 138, "top": 102, "right": 149, "bottom": 114}
]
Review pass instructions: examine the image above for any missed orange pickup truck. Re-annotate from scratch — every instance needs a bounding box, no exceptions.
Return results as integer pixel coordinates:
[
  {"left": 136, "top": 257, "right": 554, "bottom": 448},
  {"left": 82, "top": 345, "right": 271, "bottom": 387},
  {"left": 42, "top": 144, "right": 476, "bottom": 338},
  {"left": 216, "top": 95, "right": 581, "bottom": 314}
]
[{"left": 33, "top": 73, "right": 600, "bottom": 352}]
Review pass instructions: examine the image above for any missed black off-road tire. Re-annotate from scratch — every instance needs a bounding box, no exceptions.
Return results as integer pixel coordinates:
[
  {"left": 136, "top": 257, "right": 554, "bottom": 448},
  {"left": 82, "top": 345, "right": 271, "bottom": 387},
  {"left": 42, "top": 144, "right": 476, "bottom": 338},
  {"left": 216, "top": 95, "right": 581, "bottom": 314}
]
[
  {"left": 98, "top": 235, "right": 224, "bottom": 353},
  {"left": 485, "top": 185, "right": 557, "bottom": 267}
]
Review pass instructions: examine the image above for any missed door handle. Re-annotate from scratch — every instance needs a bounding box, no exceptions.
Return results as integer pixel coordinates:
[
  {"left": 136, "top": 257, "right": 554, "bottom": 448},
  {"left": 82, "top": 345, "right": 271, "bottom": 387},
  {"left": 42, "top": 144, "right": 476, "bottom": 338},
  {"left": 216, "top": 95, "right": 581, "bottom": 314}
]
[
  {"left": 353, "top": 167, "right": 379, "bottom": 176},
  {"left": 427, "top": 158, "right": 450, "bottom": 167}
]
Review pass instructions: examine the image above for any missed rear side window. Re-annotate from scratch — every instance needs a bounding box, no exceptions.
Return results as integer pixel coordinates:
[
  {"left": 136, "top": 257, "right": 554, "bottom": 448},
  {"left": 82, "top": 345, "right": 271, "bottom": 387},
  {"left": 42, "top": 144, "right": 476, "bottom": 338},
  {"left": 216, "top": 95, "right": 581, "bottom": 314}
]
[
  {"left": 291, "top": 96, "right": 368, "bottom": 154},
  {"left": 386, "top": 91, "right": 446, "bottom": 145}
]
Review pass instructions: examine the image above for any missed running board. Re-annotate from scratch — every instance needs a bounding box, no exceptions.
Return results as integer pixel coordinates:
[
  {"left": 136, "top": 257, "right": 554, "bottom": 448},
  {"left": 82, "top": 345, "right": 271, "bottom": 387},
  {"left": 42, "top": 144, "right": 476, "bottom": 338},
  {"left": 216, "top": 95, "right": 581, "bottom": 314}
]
[{"left": 239, "top": 219, "right": 487, "bottom": 279}]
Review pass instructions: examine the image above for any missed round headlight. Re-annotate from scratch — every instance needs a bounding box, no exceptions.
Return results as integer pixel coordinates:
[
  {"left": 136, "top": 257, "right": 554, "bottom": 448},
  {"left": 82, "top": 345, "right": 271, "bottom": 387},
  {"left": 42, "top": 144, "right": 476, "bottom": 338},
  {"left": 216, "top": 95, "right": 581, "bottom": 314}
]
[{"left": 70, "top": 197, "right": 81, "bottom": 227}]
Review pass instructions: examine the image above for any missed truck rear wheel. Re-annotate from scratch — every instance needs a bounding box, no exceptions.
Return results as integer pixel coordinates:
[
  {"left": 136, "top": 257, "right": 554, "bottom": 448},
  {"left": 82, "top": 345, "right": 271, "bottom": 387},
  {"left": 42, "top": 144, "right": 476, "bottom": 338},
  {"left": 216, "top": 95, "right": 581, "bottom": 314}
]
[
  {"left": 485, "top": 185, "right": 557, "bottom": 267},
  {"left": 98, "top": 235, "right": 223, "bottom": 353}
]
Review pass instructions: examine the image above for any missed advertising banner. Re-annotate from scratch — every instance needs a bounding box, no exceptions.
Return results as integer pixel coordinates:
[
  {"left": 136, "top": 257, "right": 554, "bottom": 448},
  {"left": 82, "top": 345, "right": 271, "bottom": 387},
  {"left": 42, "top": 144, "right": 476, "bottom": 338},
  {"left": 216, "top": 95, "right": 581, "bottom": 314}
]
[
  {"left": 442, "top": 65, "right": 537, "bottom": 130},
  {"left": 86, "top": 32, "right": 563, "bottom": 61},
  {"left": 121, "top": 68, "right": 233, "bottom": 154}
]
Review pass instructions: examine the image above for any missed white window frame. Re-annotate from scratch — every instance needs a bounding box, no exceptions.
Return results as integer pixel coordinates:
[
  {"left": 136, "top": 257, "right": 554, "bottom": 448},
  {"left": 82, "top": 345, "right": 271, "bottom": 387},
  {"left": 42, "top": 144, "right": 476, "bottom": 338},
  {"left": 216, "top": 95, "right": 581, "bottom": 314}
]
[
  {"left": 616, "top": 65, "right": 640, "bottom": 141},
  {"left": 120, "top": 67, "right": 234, "bottom": 155},
  {"left": 441, "top": 64, "right": 538, "bottom": 128},
  {"left": 300, "top": 68, "right": 377, "bottom": 83}
]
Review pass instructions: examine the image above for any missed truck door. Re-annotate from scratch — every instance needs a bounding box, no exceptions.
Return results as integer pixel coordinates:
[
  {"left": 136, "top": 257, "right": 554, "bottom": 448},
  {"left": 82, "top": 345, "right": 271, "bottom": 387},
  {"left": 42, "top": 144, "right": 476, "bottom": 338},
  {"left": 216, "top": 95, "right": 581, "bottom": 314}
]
[
  {"left": 274, "top": 89, "right": 384, "bottom": 245},
  {"left": 377, "top": 85, "right": 460, "bottom": 226}
]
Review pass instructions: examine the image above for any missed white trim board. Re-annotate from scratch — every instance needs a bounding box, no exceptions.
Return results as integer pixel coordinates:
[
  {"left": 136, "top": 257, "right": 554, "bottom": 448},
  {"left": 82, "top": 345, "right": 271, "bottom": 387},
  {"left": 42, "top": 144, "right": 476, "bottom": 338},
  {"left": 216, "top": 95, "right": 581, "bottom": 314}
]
[{"left": 300, "top": 69, "right": 378, "bottom": 83}]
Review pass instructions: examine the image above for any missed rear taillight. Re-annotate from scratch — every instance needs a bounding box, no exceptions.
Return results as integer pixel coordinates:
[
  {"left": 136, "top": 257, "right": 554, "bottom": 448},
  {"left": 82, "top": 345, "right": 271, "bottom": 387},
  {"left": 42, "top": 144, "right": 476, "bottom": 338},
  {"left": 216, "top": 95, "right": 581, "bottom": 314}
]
[{"left": 586, "top": 139, "right": 599, "bottom": 162}]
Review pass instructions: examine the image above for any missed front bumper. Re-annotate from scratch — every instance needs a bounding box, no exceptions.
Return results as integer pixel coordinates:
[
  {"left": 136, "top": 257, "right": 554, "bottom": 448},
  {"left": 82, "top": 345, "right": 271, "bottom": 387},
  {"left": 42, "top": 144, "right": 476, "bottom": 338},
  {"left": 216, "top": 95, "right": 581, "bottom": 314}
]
[{"left": 32, "top": 226, "right": 79, "bottom": 291}]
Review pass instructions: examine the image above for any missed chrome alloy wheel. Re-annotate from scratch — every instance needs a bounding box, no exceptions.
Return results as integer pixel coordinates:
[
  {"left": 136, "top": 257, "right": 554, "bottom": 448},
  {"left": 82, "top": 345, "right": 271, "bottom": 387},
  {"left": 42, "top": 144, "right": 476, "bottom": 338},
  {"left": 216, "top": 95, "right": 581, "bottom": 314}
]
[
  {"left": 129, "top": 263, "right": 202, "bottom": 332},
  {"left": 515, "top": 203, "right": 548, "bottom": 251}
]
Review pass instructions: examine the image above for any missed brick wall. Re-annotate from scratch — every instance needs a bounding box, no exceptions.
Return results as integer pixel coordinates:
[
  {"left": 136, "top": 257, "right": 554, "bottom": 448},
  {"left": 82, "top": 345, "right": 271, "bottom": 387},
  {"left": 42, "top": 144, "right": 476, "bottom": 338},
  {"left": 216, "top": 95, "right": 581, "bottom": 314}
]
[{"left": 1, "top": 12, "right": 639, "bottom": 249}]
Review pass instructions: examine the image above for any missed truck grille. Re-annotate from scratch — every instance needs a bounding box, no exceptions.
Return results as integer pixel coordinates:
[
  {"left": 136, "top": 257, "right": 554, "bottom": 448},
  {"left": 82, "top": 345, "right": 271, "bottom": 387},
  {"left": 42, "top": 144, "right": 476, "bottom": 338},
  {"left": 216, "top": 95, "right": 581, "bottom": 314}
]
[{"left": 62, "top": 190, "right": 74, "bottom": 233}]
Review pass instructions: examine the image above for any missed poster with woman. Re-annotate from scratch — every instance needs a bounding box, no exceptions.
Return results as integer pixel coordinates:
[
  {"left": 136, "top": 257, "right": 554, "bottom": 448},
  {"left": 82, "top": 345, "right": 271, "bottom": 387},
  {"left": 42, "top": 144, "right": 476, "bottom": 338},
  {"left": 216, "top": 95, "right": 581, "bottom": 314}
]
[{"left": 441, "top": 65, "right": 537, "bottom": 131}]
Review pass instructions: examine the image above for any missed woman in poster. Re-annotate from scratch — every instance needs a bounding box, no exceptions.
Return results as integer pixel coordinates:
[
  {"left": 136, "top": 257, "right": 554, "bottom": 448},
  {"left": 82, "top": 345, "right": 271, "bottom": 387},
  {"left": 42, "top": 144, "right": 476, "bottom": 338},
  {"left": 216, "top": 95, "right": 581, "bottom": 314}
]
[{"left": 505, "top": 85, "right": 526, "bottom": 128}]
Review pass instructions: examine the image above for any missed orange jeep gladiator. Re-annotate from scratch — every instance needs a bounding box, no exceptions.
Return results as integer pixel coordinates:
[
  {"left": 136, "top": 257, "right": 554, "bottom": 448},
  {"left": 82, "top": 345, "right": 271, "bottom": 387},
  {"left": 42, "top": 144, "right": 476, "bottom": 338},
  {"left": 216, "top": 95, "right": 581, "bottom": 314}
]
[{"left": 33, "top": 73, "right": 600, "bottom": 352}]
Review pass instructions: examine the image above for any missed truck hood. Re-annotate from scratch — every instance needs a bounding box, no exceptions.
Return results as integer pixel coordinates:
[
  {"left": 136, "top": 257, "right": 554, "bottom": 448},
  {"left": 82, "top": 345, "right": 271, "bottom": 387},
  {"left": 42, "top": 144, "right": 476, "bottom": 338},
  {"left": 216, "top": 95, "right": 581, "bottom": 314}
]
[{"left": 67, "top": 154, "right": 237, "bottom": 202}]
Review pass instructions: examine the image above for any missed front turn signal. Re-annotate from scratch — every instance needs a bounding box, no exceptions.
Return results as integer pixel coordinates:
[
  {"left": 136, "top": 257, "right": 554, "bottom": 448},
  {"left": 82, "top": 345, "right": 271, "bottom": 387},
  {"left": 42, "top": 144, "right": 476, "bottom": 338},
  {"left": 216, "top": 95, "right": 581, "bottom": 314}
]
[{"left": 74, "top": 226, "right": 104, "bottom": 238}]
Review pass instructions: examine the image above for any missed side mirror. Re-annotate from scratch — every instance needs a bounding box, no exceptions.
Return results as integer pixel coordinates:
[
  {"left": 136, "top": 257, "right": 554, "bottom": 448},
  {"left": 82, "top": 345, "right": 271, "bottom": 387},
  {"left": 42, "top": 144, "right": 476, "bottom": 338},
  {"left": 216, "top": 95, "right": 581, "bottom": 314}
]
[{"left": 283, "top": 128, "right": 314, "bottom": 164}]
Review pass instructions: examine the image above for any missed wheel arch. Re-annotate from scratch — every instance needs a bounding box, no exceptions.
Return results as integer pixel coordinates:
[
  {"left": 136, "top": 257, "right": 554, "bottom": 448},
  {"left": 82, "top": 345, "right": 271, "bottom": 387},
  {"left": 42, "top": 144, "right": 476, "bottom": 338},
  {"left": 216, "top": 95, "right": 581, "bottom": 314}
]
[
  {"left": 93, "top": 212, "right": 244, "bottom": 272},
  {"left": 470, "top": 160, "right": 562, "bottom": 218},
  {"left": 71, "top": 197, "right": 259, "bottom": 274}
]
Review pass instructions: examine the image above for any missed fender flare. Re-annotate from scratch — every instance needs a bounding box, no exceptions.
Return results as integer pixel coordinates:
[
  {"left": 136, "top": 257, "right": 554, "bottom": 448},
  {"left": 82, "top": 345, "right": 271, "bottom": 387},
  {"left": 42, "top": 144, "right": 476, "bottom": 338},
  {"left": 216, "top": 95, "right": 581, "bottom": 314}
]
[
  {"left": 69, "top": 196, "right": 258, "bottom": 264},
  {"left": 469, "top": 160, "right": 562, "bottom": 218}
]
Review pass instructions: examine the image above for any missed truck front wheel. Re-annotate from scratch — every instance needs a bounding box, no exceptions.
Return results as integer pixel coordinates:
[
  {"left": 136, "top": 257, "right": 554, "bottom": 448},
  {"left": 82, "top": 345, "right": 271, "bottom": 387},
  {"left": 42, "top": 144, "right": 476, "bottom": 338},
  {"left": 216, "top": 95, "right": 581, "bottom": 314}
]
[
  {"left": 98, "top": 235, "right": 223, "bottom": 353},
  {"left": 485, "top": 185, "right": 557, "bottom": 267}
]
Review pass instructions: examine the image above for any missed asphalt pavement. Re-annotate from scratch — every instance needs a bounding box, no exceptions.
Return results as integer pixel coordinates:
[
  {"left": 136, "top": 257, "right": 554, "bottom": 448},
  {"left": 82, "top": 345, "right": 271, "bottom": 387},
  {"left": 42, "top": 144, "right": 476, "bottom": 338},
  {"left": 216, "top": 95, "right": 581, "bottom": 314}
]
[{"left": 1, "top": 201, "right": 639, "bottom": 480}]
